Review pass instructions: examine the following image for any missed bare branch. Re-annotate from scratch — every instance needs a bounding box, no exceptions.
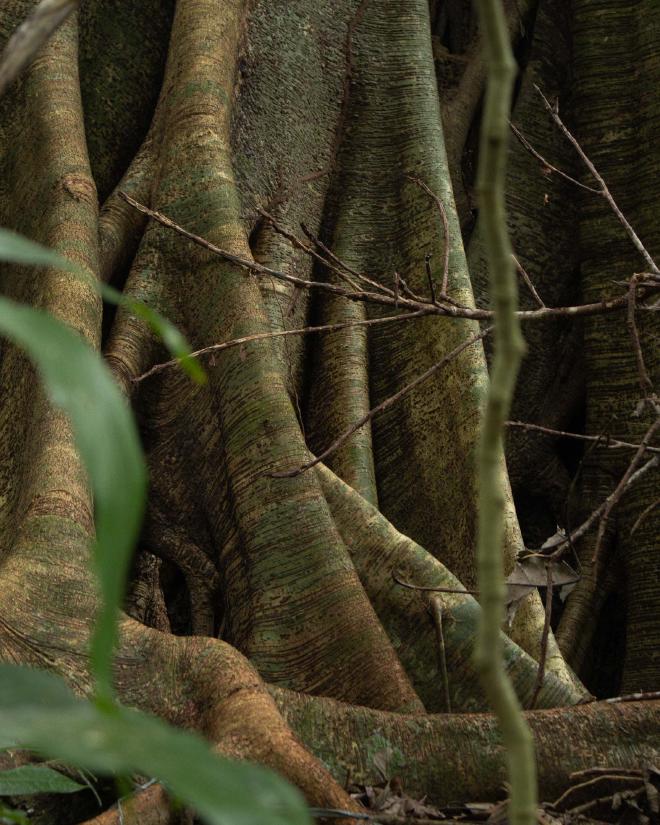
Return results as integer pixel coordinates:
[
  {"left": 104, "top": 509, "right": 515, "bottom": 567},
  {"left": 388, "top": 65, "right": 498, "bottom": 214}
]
[
  {"left": 627, "top": 273, "right": 656, "bottom": 401},
  {"left": 119, "top": 192, "right": 657, "bottom": 324},
  {"left": 512, "top": 254, "right": 545, "bottom": 308},
  {"left": 270, "top": 327, "right": 491, "bottom": 478},
  {"left": 506, "top": 420, "right": 660, "bottom": 455},
  {"left": 407, "top": 175, "right": 451, "bottom": 297},
  {"left": 299, "top": 221, "right": 396, "bottom": 297},
  {"left": 392, "top": 571, "right": 478, "bottom": 596},
  {"left": 630, "top": 495, "right": 660, "bottom": 535},
  {"left": 536, "top": 423, "right": 660, "bottom": 559},
  {"left": 603, "top": 689, "right": 660, "bottom": 704},
  {"left": 429, "top": 596, "right": 452, "bottom": 713},
  {"left": 591, "top": 417, "right": 660, "bottom": 565},
  {"left": 259, "top": 209, "right": 363, "bottom": 292},
  {"left": 133, "top": 310, "right": 430, "bottom": 383},
  {"left": 509, "top": 121, "right": 600, "bottom": 194},
  {"left": 535, "top": 84, "right": 660, "bottom": 276},
  {"left": 424, "top": 254, "right": 437, "bottom": 304}
]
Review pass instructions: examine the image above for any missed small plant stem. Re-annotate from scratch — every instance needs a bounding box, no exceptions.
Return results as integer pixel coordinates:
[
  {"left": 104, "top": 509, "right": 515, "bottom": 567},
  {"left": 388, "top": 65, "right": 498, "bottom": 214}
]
[{"left": 473, "top": 3, "right": 537, "bottom": 825}]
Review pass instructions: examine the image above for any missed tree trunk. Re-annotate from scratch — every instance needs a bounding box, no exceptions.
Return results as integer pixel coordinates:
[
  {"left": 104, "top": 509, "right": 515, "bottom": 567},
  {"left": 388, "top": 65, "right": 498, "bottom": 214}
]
[{"left": 0, "top": 0, "right": 657, "bottom": 821}]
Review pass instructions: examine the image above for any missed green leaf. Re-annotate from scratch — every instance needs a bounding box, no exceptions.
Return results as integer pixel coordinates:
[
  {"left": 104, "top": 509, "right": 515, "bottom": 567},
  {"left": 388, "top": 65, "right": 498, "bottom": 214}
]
[
  {"left": 0, "top": 228, "right": 203, "bottom": 695},
  {"left": 0, "top": 229, "right": 205, "bottom": 384},
  {"left": 0, "top": 766, "right": 84, "bottom": 796},
  {"left": 0, "top": 297, "right": 147, "bottom": 702},
  {"left": 0, "top": 227, "right": 77, "bottom": 268},
  {"left": 0, "top": 0, "right": 78, "bottom": 99},
  {"left": 100, "top": 284, "right": 206, "bottom": 384},
  {"left": 0, "top": 666, "right": 310, "bottom": 825},
  {"left": 0, "top": 802, "right": 29, "bottom": 825}
]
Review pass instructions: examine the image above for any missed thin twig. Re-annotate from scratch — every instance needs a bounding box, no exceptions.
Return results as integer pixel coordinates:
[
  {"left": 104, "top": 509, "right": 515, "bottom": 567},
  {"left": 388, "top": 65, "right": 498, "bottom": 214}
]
[
  {"left": 553, "top": 775, "right": 643, "bottom": 812},
  {"left": 528, "top": 563, "right": 552, "bottom": 709},
  {"left": 560, "top": 429, "right": 612, "bottom": 568},
  {"left": 393, "top": 570, "right": 571, "bottom": 595},
  {"left": 424, "top": 254, "right": 437, "bottom": 304},
  {"left": 392, "top": 571, "right": 478, "bottom": 596},
  {"left": 299, "top": 221, "right": 396, "bottom": 297},
  {"left": 430, "top": 596, "right": 452, "bottom": 712},
  {"left": 506, "top": 420, "right": 660, "bottom": 455},
  {"left": 557, "top": 453, "right": 659, "bottom": 558},
  {"left": 568, "top": 767, "right": 643, "bottom": 779},
  {"left": 509, "top": 121, "right": 600, "bottom": 194},
  {"left": 627, "top": 273, "right": 655, "bottom": 400},
  {"left": 603, "top": 689, "right": 660, "bottom": 704},
  {"left": 538, "top": 436, "right": 660, "bottom": 558},
  {"left": 396, "top": 273, "right": 425, "bottom": 303},
  {"left": 535, "top": 84, "right": 660, "bottom": 276},
  {"left": 591, "top": 417, "right": 660, "bottom": 565},
  {"left": 132, "top": 310, "right": 429, "bottom": 383},
  {"left": 566, "top": 787, "right": 645, "bottom": 817},
  {"left": 630, "top": 495, "right": 659, "bottom": 535},
  {"left": 270, "top": 327, "right": 491, "bottom": 478},
  {"left": 259, "top": 209, "right": 363, "bottom": 292},
  {"left": 512, "top": 254, "right": 545, "bottom": 308},
  {"left": 119, "top": 191, "right": 656, "bottom": 324},
  {"left": 407, "top": 175, "right": 451, "bottom": 297}
]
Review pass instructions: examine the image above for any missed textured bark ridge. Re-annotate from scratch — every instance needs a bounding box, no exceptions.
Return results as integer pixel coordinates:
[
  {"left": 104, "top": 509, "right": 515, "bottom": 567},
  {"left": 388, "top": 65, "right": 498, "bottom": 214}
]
[{"left": 0, "top": 0, "right": 657, "bottom": 820}]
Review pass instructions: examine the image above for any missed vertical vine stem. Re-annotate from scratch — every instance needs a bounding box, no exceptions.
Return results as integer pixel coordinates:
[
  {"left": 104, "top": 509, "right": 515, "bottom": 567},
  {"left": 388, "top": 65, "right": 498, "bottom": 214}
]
[{"left": 472, "top": 3, "right": 537, "bottom": 825}]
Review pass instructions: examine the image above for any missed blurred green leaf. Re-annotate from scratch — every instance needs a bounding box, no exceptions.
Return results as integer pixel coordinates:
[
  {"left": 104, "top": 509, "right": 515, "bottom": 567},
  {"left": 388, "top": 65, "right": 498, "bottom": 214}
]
[
  {"left": 0, "top": 229, "right": 204, "bottom": 693},
  {"left": 0, "top": 227, "right": 76, "bottom": 268},
  {"left": 0, "top": 229, "right": 205, "bottom": 383},
  {"left": 0, "top": 765, "right": 84, "bottom": 796},
  {"left": 0, "top": 296, "right": 147, "bottom": 703},
  {"left": 0, "top": 233, "right": 302, "bottom": 825},
  {"left": 0, "top": 802, "right": 29, "bottom": 825},
  {"left": 0, "top": 0, "right": 78, "bottom": 99},
  {"left": 101, "top": 284, "right": 206, "bottom": 384},
  {"left": 0, "top": 666, "right": 310, "bottom": 825}
]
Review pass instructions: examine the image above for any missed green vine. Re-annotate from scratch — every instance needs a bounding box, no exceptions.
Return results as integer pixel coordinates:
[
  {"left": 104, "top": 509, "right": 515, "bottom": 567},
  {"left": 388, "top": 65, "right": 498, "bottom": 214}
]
[{"left": 473, "top": 2, "right": 537, "bottom": 825}]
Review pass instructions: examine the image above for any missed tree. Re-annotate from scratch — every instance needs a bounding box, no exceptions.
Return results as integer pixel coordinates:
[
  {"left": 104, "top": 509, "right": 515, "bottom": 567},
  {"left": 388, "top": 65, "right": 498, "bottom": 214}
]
[{"left": 0, "top": 0, "right": 657, "bottom": 822}]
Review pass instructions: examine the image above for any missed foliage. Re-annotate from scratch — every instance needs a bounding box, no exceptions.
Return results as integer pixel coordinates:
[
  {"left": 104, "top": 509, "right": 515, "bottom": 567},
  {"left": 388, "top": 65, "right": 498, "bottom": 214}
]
[
  {"left": 0, "top": 229, "right": 309, "bottom": 825},
  {"left": 0, "top": 765, "right": 83, "bottom": 796}
]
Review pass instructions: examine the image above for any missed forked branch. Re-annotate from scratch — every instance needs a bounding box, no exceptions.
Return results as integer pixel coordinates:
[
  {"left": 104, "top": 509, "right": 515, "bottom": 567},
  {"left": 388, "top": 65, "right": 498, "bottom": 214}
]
[{"left": 119, "top": 193, "right": 656, "bottom": 326}]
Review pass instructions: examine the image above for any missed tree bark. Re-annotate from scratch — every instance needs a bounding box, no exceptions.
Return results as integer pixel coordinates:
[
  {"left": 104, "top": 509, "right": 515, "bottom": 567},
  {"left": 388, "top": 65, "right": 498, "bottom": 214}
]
[{"left": 0, "top": 0, "right": 657, "bottom": 821}]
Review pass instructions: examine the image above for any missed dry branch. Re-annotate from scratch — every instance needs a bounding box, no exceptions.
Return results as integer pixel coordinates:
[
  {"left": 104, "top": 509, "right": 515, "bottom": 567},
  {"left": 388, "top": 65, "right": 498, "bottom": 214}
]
[
  {"left": 535, "top": 84, "right": 660, "bottom": 276},
  {"left": 506, "top": 420, "right": 660, "bottom": 454},
  {"left": 119, "top": 193, "right": 656, "bottom": 325},
  {"left": 512, "top": 254, "right": 545, "bottom": 308},
  {"left": 591, "top": 417, "right": 660, "bottom": 565},
  {"left": 406, "top": 175, "right": 451, "bottom": 298},
  {"left": 270, "top": 327, "right": 490, "bottom": 478},
  {"left": 538, "top": 434, "right": 660, "bottom": 559},
  {"left": 133, "top": 310, "right": 429, "bottom": 383}
]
